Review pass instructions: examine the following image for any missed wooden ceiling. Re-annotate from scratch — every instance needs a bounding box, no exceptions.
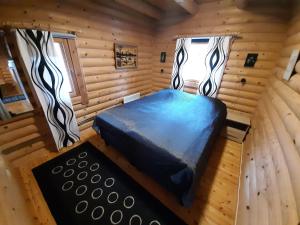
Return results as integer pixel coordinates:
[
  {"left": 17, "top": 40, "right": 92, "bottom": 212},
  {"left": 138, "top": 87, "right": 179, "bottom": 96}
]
[
  {"left": 90, "top": 0, "right": 293, "bottom": 26},
  {"left": 68, "top": 0, "right": 294, "bottom": 29},
  {"left": 92, "top": 0, "right": 199, "bottom": 26},
  {"left": 235, "top": 0, "right": 293, "bottom": 9},
  {"left": 104, "top": 0, "right": 199, "bottom": 18}
]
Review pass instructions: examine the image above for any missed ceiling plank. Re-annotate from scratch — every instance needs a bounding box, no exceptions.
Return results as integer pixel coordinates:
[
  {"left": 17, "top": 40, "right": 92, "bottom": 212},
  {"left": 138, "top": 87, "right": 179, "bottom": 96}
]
[
  {"left": 114, "top": 0, "right": 162, "bottom": 20},
  {"left": 173, "top": 0, "right": 198, "bottom": 15},
  {"left": 235, "top": 0, "right": 291, "bottom": 9},
  {"left": 235, "top": 0, "right": 250, "bottom": 8},
  {"left": 145, "top": 0, "right": 168, "bottom": 10}
]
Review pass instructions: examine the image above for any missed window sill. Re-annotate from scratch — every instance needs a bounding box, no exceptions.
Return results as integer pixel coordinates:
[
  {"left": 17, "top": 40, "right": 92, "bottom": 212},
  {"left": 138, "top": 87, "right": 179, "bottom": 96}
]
[{"left": 184, "top": 80, "right": 199, "bottom": 88}]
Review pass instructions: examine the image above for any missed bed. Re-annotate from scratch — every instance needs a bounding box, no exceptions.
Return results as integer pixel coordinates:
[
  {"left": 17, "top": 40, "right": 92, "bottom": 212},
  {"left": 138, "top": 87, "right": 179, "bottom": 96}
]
[{"left": 93, "top": 89, "right": 227, "bottom": 206}]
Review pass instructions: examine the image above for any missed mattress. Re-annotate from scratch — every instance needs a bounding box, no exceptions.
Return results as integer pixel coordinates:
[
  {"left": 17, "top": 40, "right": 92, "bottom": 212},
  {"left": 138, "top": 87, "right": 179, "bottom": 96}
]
[{"left": 93, "top": 89, "right": 227, "bottom": 206}]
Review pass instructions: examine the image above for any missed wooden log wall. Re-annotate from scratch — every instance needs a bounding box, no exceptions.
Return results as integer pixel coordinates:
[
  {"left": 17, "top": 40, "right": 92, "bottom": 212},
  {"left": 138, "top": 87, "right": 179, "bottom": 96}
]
[
  {"left": 236, "top": 3, "right": 300, "bottom": 225},
  {"left": 152, "top": 0, "right": 289, "bottom": 116},
  {"left": 0, "top": 0, "right": 154, "bottom": 154}
]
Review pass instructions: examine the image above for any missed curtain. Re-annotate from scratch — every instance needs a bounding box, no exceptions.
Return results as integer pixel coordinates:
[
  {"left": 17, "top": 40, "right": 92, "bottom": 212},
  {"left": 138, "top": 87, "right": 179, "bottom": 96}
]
[
  {"left": 170, "top": 38, "right": 191, "bottom": 91},
  {"left": 198, "top": 36, "right": 232, "bottom": 97},
  {"left": 15, "top": 29, "right": 80, "bottom": 150}
]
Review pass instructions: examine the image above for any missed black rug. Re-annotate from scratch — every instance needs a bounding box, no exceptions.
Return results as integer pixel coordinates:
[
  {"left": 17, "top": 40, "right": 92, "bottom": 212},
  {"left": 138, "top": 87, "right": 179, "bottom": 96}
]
[{"left": 33, "top": 142, "right": 186, "bottom": 225}]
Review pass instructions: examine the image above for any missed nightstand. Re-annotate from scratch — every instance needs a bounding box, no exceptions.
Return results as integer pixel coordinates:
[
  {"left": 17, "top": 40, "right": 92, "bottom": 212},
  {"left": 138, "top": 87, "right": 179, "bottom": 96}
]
[{"left": 222, "top": 110, "right": 251, "bottom": 143}]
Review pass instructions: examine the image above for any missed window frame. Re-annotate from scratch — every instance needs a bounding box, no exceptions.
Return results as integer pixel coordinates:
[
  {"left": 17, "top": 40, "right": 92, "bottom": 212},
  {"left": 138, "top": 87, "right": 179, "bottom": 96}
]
[
  {"left": 53, "top": 35, "right": 88, "bottom": 105},
  {"left": 53, "top": 38, "right": 79, "bottom": 97}
]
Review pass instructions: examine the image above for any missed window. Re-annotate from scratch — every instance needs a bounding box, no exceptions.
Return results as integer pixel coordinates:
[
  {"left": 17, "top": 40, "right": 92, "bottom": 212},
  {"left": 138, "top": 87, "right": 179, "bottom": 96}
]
[
  {"left": 53, "top": 36, "right": 88, "bottom": 104},
  {"left": 53, "top": 39, "right": 77, "bottom": 95},
  {"left": 181, "top": 38, "right": 209, "bottom": 83}
]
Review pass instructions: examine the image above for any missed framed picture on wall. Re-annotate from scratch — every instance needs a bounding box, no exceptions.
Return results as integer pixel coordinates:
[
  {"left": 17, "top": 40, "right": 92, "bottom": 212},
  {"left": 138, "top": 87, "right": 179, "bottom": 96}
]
[{"left": 114, "top": 43, "right": 138, "bottom": 69}]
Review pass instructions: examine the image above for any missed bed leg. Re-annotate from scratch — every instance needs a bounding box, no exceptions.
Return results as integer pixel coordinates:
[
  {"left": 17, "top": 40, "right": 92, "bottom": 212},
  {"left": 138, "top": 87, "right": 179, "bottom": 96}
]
[{"left": 104, "top": 139, "right": 110, "bottom": 146}]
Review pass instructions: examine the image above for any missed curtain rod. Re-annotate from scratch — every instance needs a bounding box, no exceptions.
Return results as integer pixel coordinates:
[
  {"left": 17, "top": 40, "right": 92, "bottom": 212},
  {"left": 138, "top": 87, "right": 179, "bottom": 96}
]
[
  {"left": 172, "top": 33, "right": 241, "bottom": 40},
  {"left": 52, "top": 32, "right": 76, "bottom": 39},
  {"left": 3, "top": 27, "right": 77, "bottom": 39}
]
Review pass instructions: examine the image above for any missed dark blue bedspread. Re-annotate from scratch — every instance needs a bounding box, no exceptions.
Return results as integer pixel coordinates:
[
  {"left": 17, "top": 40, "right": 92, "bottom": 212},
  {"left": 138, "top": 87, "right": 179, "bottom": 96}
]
[{"left": 93, "top": 89, "right": 227, "bottom": 206}]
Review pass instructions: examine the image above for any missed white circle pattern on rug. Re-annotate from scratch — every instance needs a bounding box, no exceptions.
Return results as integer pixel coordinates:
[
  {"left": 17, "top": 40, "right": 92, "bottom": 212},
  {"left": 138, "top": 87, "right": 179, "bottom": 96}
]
[
  {"left": 66, "top": 158, "right": 76, "bottom": 166},
  {"left": 129, "top": 214, "right": 142, "bottom": 225},
  {"left": 123, "top": 196, "right": 135, "bottom": 209},
  {"left": 78, "top": 152, "right": 87, "bottom": 159},
  {"left": 91, "top": 188, "right": 103, "bottom": 200},
  {"left": 104, "top": 177, "right": 115, "bottom": 188},
  {"left": 90, "top": 162, "right": 100, "bottom": 172},
  {"left": 91, "top": 206, "right": 105, "bottom": 220},
  {"left": 77, "top": 171, "right": 88, "bottom": 181},
  {"left": 63, "top": 169, "right": 74, "bottom": 178},
  {"left": 78, "top": 160, "right": 88, "bottom": 169},
  {"left": 51, "top": 165, "right": 63, "bottom": 175},
  {"left": 75, "top": 185, "right": 87, "bottom": 196},
  {"left": 110, "top": 210, "right": 123, "bottom": 225},
  {"left": 91, "top": 174, "right": 101, "bottom": 184},
  {"left": 107, "top": 191, "right": 119, "bottom": 204},
  {"left": 61, "top": 180, "right": 73, "bottom": 191},
  {"left": 149, "top": 220, "right": 161, "bottom": 225},
  {"left": 75, "top": 200, "right": 88, "bottom": 214},
  {"left": 49, "top": 150, "right": 165, "bottom": 224}
]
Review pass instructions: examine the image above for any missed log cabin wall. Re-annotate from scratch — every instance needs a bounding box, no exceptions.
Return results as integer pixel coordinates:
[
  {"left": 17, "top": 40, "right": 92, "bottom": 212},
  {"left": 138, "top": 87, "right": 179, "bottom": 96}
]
[
  {"left": 152, "top": 0, "right": 289, "bottom": 116},
  {"left": 0, "top": 1, "right": 154, "bottom": 155},
  {"left": 236, "top": 3, "right": 300, "bottom": 224}
]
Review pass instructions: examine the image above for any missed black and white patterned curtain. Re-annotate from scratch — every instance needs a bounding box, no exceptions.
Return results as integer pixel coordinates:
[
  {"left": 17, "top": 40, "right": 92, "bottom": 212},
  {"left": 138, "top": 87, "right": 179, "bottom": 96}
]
[
  {"left": 16, "top": 29, "right": 80, "bottom": 150},
  {"left": 198, "top": 36, "right": 232, "bottom": 97},
  {"left": 170, "top": 38, "right": 191, "bottom": 91}
]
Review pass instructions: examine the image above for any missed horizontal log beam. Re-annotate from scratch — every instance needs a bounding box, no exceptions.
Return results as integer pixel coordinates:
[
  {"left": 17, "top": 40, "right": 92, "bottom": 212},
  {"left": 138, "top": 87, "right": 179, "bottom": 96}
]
[
  {"left": 114, "top": 0, "right": 162, "bottom": 20},
  {"left": 235, "top": 0, "right": 249, "bottom": 9},
  {"left": 173, "top": 0, "right": 198, "bottom": 15}
]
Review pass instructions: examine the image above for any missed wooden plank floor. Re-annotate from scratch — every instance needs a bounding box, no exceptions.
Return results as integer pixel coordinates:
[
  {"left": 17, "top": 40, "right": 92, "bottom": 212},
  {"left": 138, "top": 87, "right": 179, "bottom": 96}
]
[{"left": 0, "top": 134, "right": 241, "bottom": 225}]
